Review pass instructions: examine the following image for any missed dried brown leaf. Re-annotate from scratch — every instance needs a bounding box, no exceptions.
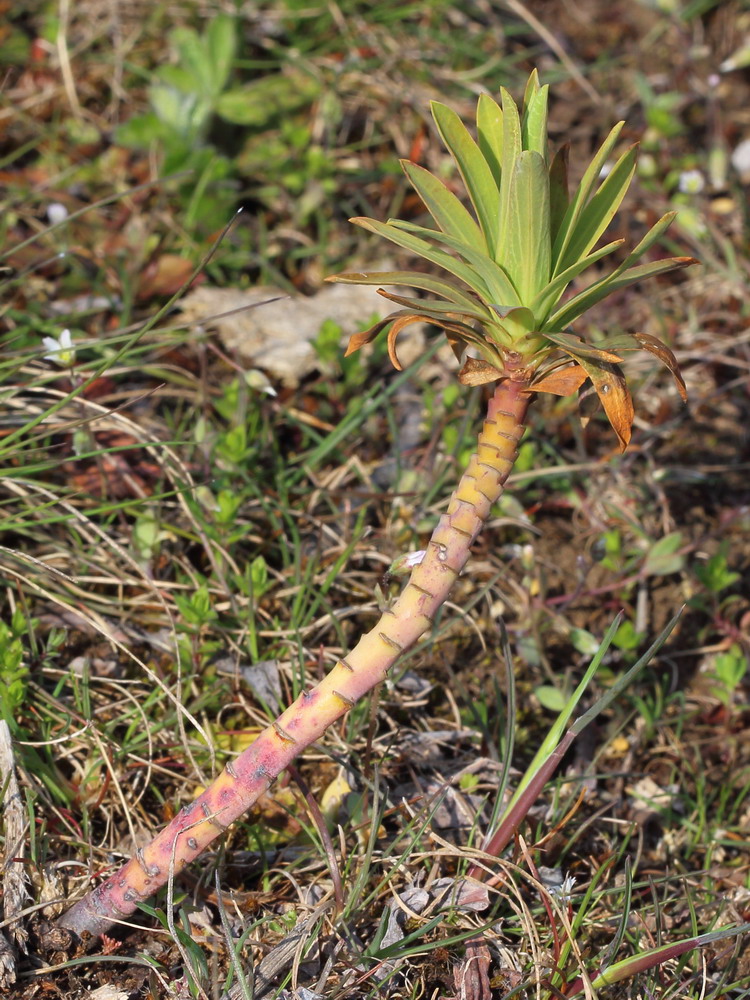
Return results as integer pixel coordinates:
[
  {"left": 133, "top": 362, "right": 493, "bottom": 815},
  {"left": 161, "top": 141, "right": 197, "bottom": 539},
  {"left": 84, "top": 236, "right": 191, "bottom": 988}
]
[
  {"left": 458, "top": 357, "right": 503, "bottom": 385},
  {"left": 586, "top": 361, "right": 634, "bottom": 450},
  {"left": 530, "top": 364, "right": 589, "bottom": 396},
  {"left": 633, "top": 332, "right": 687, "bottom": 401}
]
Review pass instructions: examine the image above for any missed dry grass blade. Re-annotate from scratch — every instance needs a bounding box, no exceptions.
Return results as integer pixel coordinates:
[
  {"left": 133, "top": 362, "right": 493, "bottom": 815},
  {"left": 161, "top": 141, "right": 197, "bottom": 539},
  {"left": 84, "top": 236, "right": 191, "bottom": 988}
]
[{"left": 0, "top": 720, "right": 29, "bottom": 988}]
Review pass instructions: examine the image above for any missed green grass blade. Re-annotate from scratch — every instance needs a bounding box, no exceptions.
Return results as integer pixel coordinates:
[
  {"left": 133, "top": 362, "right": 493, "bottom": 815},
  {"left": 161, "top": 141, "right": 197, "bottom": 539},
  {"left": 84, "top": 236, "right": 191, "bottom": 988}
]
[
  {"left": 604, "top": 857, "right": 633, "bottom": 966},
  {"left": 590, "top": 924, "right": 750, "bottom": 989},
  {"left": 556, "top": 145, "right": 638, "bottom": 272},
  {"left": 476, "top": 93, "right": 503, "bottom": 188},
  {"left": 505, "top": 149, "right": 551, "bottom": 303},
  {"left": 551, "top": 120, "right": 626, "bottom": 274},
  {"left": 572, "top": 609, "right": 682, "bottom": 735},
  {"left": 401, "top": 160, "right": 486, "bottom": 249},
  {"left": 504, "top": 614, "right": 623, "bottom": 816},
  {"left": 430, "top": 101, "right": 500, "bottom": 256}
]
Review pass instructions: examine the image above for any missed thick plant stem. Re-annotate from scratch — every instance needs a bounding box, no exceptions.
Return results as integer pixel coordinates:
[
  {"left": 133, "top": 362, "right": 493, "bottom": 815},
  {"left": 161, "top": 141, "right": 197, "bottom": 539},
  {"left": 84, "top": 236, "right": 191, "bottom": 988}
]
[{"left": 59, "top": 380, "right": 531, "bottom": 938}]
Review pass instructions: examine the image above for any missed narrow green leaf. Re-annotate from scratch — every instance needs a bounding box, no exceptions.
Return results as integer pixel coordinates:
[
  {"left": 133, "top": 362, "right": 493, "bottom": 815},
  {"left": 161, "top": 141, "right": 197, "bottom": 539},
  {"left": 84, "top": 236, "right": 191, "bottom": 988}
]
[
  {"left": 497, "top": 88, "right": 522, "bottom": 266},
  {"left": 557, "top": 145, "right": 637, "bottom": 272},
  {"left": 505, "top": 150, "right": 551, "bottom": 303},
  {"left": 547, "top": 256, "right": 696, "bottom": 330},
  {"left": 430, "top": 101, "right": 500, "bottom": 256},
  {"left": 349, "top": 217, "right": 496, "bottom": 303},
  {"left": 542, "top": 330, "right": 623, "bottom": 363},
  {"left": 476, "top": 93, "right": 503, "bottom": 188},
  {"left": 622, "top": 210, "right": 678, "bottom": 262},
  {"left": 551, "top": 121, "right": 626, "bottom": 274},
  {"left": 546, "top": 211, "right": 684, "bottom": 326},
  {"left": 374, "top": 289, "right": 492, "bottom": 324},
  {"left": 401, "top": 160, "right": 486, "bottom": 250},
  {"left": 532, "top": 239, "right": 623, "bottom": 322},
  {"left": 548, "top": 144, "right": 570, "bottom": 246},
  {"left": 522, "top": 68, "right": 541, "bottom": 112},
  {"left": 604, "top": 859, "right": 633, "bottom": 970},
  {"left": 522, "top": 84, "right": 549, "bottom": 162},
  {"left": 327, "top": 270, "right": 486, "bottom": 312},
  {"left": 389, "top": 219, "right": 521, "bottom": 306}
]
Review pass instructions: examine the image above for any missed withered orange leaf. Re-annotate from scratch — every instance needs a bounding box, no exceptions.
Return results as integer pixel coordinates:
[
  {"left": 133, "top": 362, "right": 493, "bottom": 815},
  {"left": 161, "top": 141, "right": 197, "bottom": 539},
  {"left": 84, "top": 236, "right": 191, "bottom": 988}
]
[
  {"left": 585, "top": 361, "right": 634, "bottom": 451},
  {"left": 530, "top": 364, "right": 589, "bottom": 396},
  {"left": 457, "top": 357, "right": 503, "bottom": 385},
  {"left": 633, "top": 332, "right": 687, "bottom": 401}
]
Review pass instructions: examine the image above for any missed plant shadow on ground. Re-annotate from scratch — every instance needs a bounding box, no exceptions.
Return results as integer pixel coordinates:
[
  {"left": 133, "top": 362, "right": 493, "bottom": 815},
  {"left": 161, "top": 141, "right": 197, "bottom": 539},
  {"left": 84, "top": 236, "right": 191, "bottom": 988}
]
[{"left": 1, "top": 1, "right": 750, "bottom": 998}]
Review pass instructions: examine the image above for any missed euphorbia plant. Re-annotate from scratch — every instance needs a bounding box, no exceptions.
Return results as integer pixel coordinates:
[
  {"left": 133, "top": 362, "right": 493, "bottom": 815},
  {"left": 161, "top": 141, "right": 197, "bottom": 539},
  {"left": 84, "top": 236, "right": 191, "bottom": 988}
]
[{"left": 59, "top": 72, "right": 694, "bottom": 939}]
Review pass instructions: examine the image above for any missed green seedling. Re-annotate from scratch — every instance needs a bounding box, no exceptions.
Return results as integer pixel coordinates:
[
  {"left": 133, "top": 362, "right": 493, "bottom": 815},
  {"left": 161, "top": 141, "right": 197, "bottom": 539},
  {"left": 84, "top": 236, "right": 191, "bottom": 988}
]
[
  {"left": 59, "top": 73, "right": 696, "bottom": 948},
  {"left": 117, "top": 14, "right": 241, "bottom": 232},
  {"left": 694, "top": 542, "right": 741, "bottom": 595},
  {"left": 709, "top": 643, "right": 747, "bottom": 707}
]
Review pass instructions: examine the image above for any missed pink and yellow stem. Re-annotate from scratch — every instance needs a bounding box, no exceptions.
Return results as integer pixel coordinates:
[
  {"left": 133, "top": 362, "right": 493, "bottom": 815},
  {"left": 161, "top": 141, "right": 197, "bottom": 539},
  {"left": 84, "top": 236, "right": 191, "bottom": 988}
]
[{"left": 59, "top": 379, "right": 531, "bottom": 939}]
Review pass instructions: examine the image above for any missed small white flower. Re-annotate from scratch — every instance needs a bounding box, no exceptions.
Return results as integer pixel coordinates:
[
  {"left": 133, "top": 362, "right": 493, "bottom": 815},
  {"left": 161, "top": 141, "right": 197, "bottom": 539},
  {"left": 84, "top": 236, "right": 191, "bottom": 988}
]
[
  {"left": 42, "top": 328, "right": 76, "bottom": 366},
  {"left": 539, "top": 866, "right": 577, "bottom": 903},
  {"left": 553, "top": 874, "right": 577, "bottom": 902},
  {"left": 678, "top": 169, "right": 705, "bottom": 194},
  {"left": 47, "top": 202, "right": 69, "bottom": 226}
]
